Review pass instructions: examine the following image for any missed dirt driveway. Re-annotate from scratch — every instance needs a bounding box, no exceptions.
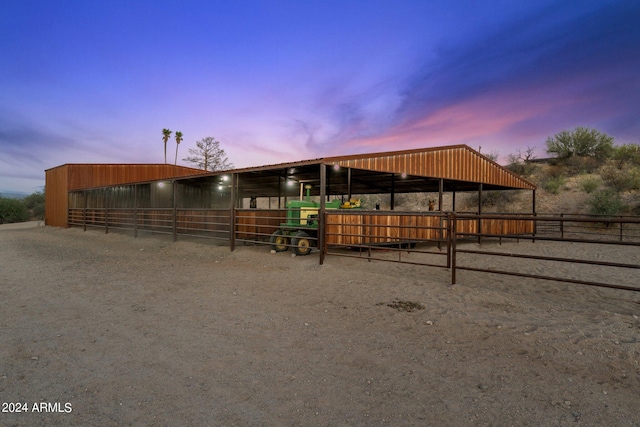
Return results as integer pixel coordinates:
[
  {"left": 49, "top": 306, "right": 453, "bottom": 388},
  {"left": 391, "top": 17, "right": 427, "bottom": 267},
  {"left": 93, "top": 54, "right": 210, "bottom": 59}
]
[{"left": 1, "top": 225, "right": 639, "bottom": 426}]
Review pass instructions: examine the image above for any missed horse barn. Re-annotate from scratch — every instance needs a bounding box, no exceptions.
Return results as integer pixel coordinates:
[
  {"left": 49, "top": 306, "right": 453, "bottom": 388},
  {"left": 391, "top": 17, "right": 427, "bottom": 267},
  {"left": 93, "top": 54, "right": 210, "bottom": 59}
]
[{"left": 48, "top": 145, "right": 537, "bottom": 263}]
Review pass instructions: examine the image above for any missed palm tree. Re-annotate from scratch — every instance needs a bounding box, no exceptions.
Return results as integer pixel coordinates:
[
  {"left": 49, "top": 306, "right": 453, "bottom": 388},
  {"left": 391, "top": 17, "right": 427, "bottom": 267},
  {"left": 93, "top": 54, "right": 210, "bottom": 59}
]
[
  {"left": 174, "top": 131, "right": 183, "bottom": 165},
  {"left": 162, "top": 129, "right": 172, "bottom": 163}
]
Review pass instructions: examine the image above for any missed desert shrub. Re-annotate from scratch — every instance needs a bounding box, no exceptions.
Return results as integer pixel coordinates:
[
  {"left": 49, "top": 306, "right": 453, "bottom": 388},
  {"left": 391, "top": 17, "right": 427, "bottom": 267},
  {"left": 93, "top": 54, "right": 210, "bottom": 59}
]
[
  {"left": 600, "top": 163, "right": 640, "bottom": 192},
  {"left": 23, "top": 191, "right": 45, "bottom": 219},
  {"left": 564, "top": 155, "right": 600, "bottom": 175},
  {"left": 579, "top": 175, "right": 601, "bottom": 193},
  {"left": 0, "top": 197, "right": 29, "bottom": 224},
  {"left": 612, "top": 143, "right": 640, "bottom": 165},
  {"left": 546, "top": 127, "right": 614, "bottom": 160},
  {"left": 505, "top": 161, "right": 537, "bottom": 177},
  {"left": 587, "top": 190, "right": 627, "bottom": 216},
  {"left": 542, "top": 175, "right": 566, "bottom": 194},
  {"left": 465, "top": 190, "right": 520, "bottom": 210}
]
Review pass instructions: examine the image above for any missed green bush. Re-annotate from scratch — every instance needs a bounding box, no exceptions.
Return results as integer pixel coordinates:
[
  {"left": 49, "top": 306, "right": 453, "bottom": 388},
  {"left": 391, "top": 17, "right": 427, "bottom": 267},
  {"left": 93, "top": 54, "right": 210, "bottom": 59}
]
[
  {"left": 546, "top": 127, "right": 614, "bottom": 160},
  {"left": 587, "top": 190, "right": 626, "bottom": 216},
  {"left": 505, "top": 161, "right": 537, "bottom": 177},
  {"left": 543, "top": 175, "right": 566, "bottom": 194},
  {"left": 600, "top": 164, "right": 640, "bottom": 192},
  {"left": 564, "top": 155, "right": 600, "bottom": 175},
  {"left": 0, "top": 197, "right": 29, "bottom": 224},
  {"left": 465, "top": 190, "right": 521, "bottom": 209},
  {"left": 23, "top": 191, "right": 45, "bottom": 219},
  {"left": 579, "top": 175, "right": 600, "bottom": 193},
  {"left": 612, "top": 144, "right": 640, "bottom": 165}
]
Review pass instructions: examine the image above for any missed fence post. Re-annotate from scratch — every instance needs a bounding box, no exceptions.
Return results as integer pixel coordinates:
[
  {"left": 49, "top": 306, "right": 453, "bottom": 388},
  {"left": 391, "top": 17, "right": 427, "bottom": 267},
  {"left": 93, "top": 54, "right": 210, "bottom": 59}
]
[
  {"left": 445, "top": 213, "right": 451, "bottom": 269},
  {"left": 477, "top": 183, "right": 483, "bottom": 245},
  {"left": 450, "top": 212, "right": 457, "bottom": 285},
  {"left": 319, "top": 211, "right": 326, "bottom": 265},
  {"left": 230, "top": 173, "right": 236, "bottom": 251},
  {"left": 83, "top": 190, "right": 87, "bottom": 232},
  {"left": 134, "top": 184, "right": 138, "bottom": 238},
  {"left": 172, "top": 181, "right": 178, "bottom": 242},
  {"left": 619, "top": 216, "right": 623, "bottom": 242},
  {"left": 105, "top": 188, "right": 109, "bottom": 234}
]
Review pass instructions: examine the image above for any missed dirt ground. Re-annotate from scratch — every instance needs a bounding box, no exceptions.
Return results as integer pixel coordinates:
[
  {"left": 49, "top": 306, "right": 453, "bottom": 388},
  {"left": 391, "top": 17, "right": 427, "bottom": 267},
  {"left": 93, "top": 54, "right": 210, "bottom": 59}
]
[{"left": 1, "top": 224, "right": 639, "bottom": 426}]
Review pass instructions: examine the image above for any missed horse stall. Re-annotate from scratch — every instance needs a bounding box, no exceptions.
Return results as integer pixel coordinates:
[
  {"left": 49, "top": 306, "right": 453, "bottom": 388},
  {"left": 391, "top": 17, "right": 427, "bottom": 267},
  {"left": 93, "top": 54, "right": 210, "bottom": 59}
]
[{"left": 61, "top": 145, "right": 537, "bottom": 264}]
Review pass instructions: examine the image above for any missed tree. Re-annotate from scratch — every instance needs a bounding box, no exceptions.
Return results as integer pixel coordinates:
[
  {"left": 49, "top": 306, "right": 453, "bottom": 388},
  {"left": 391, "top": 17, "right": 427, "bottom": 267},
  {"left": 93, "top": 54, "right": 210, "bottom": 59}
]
[
  {"left": 612, "top": 143, "right": 640, "bottom": 165},
  {"left": 546, "top": 127, "right": 614, "bottom": 160},
  {"left": 183, "top": 137, "right": 233, "bottom": 171},
  {"left": 0, "top": 197, "right": 29, "bottom": 224},
  {"left": 162, "top": 128, "right": 172, "bottom": 163},
  {"left": 174, "top": 131, "right": 183, "bottom": 165},
  {"left": 23, "top": 190, "right": 45, "bottom": 219}
]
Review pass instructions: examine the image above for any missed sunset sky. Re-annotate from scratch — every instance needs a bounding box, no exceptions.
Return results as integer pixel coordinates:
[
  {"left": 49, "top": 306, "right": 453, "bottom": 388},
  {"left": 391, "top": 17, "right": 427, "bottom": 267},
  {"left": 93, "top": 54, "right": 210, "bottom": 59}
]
[{"left": 1, "top": 0, "right": 638, "bottom": 194}]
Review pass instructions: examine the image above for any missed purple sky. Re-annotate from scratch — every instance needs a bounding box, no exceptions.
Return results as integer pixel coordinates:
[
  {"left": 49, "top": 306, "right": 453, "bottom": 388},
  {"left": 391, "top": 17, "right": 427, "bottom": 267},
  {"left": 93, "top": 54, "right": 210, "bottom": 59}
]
[{"left": 1, "top": 0, "right": 638, "bottom": 194}]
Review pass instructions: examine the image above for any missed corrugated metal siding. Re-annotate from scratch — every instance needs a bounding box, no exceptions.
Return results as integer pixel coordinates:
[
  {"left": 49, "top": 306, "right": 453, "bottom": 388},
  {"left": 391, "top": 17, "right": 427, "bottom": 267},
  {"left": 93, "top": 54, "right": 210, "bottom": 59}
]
[
  {"left": 45, "top": 164, "right": 207, "bottom": 227},
  {"left": 66, "top": 164, "right": 206, "bottom": 190},
  {"left": 329, "top": 146, "right": 535, "bottom": 190},
  {"left": 44, "top": 166, "right": 69, "bottom": 227}
]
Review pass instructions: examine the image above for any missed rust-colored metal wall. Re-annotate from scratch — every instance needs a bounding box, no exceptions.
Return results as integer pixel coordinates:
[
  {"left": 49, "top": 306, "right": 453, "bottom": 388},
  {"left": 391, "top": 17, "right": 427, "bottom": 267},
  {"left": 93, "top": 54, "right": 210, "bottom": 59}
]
[
  {"left": 44, "top": 165, "right": 69, "bottom": 228},
  {"left": 65, "top": 164, "right": 206, "bottom": 191},
  {"left": 327, "top": 145, "right": 535, "bottom": 190},
  {"left": 45, "top": 164, "right": 207, "bottom": 227}
]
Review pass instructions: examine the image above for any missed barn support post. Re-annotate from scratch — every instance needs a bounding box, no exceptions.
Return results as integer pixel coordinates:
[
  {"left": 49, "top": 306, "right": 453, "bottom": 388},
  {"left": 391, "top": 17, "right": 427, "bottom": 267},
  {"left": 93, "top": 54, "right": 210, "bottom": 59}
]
[
  {"left": 326, "top": 166, "right": 331, "bottom": 201},
  {"left": 438, "top": 178, "right": 444, "bottom": 211},
  {"left": 477, "top": 183, "right": 483, "bottom": 244},
  {"left": 134, "top": 184, "right": 138, "bottom": 238},
  {"left": 319, "top": 163, "right": 327, "bottom": 265},
  {"left": 172, "top": 180, "right": 178, "bottom": 242},
  {"left": 532, "top": 189, "right": 537, "bottom": 239},
  {"left": 283, "top": 172, "right": 288, "bottom": 207},
  {"left": 230, "top": 173, "right": 236, "bottom": 251},
  {"left": 278, "top": 175, "right": 282, "bottom": 209},
  {"left": 450, "top": 212, "right": 457, "bottom": 285},
  {"left": 347, "top": 167, "right": 352, "bottom": 201},
  {"left": 452, "top": 189, "right": 456, "bottom": 212},
  {"left": 391, "top": 174, "right": 396, "bottom": 210}
]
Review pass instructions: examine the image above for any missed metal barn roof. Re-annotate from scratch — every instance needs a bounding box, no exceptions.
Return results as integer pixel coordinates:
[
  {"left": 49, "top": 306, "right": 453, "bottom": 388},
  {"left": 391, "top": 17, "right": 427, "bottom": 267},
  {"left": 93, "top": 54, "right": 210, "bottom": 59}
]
[{"left": 194, "top": 144, "right": 536, "bottom": 197}]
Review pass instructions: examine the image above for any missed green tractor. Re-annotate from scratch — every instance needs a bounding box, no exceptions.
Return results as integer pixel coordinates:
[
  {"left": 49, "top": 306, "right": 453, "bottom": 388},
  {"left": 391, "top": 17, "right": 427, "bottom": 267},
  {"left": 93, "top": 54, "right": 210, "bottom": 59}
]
[{"left": 270, "top": 185, "right": 360, "bottom": 256}]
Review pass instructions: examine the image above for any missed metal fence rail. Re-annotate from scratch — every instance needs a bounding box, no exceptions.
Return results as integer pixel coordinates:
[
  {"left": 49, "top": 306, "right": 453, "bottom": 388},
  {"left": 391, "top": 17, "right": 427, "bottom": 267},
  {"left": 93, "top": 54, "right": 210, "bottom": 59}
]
[
  {"left": 451, "top": 213, "right": 640, "bottom": 292},
  {"left": 324, "top": 211, "right": 451, "bottom": 268},
  {"left": 68, "top": 206, "right": 640, "bottom": 293},
  {"left": 534, "top": 212, "right": 640, "bottom": 242},
  {"left": 233, "top": 209, "right": 287, "bottom": 248}
]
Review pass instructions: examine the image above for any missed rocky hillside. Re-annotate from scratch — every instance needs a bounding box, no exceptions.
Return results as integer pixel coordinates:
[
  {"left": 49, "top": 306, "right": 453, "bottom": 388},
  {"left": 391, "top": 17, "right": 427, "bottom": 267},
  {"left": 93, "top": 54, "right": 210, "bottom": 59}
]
[{"left": 388, "top": 161, "right": 640, "bottom": 216}]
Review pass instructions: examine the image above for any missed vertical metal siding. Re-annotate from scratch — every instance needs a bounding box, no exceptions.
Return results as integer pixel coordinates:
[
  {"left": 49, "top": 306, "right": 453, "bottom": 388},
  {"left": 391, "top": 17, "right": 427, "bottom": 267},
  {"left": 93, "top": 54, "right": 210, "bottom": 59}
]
[
  {"left": 46, "top": 164, "right": 208, "bottom": 227},
  {"left": 44, "top": 166, "right": 69, "bottom": 227},
  {"left": 334, "top": 146, "right": 535, "bottom": 190}
]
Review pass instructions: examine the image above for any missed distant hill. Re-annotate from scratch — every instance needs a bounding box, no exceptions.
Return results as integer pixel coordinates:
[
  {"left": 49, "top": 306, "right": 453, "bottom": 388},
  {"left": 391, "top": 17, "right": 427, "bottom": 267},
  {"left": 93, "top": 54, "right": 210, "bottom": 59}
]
[{"left": 0, "top": 191, "right": 27, "bottom": 199}]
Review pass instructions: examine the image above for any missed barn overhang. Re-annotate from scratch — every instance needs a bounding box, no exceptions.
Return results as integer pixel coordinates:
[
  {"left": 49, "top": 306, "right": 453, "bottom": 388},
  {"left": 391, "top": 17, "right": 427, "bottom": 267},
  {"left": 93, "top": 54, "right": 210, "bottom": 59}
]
[
  {"left": 172, "top": 144, "right": 536, "bottom": 199},
  {"left": 65, "top": 144, "right": 536, "bottom": 203}
]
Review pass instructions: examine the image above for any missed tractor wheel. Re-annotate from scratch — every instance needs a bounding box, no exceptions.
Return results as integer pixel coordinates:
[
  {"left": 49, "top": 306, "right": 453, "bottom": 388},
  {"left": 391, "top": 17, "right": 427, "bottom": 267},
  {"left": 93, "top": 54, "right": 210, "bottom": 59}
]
[
  {"left": 291, "top": 231, "right": 312, "bottom": 256},
  {"left": 269, "top": 230, "right": 288, "bottom": 252}
]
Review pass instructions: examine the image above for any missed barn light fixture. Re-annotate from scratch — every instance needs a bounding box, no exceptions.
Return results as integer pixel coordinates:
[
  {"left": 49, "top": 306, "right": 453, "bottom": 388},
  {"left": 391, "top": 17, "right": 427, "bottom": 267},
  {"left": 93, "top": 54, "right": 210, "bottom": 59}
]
[
  {"left": 158, "top": 182, "right": 165, "bottom": 188},
  {"left": 333, "top": 164, "right": 340, "bottom": 171}
]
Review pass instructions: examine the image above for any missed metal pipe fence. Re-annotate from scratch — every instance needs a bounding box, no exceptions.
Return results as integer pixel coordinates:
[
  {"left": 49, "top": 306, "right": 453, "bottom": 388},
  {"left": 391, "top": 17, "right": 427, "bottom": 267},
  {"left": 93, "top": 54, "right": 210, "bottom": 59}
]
[
  {"left": 323, "top": 211, "right": 451, "bottom": 268},
  {"left": 451, "top": 213, "right": 640, "bottom": 292},
  {"left": 67, "top": 206, "right": 640, "bottom": 293}
]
